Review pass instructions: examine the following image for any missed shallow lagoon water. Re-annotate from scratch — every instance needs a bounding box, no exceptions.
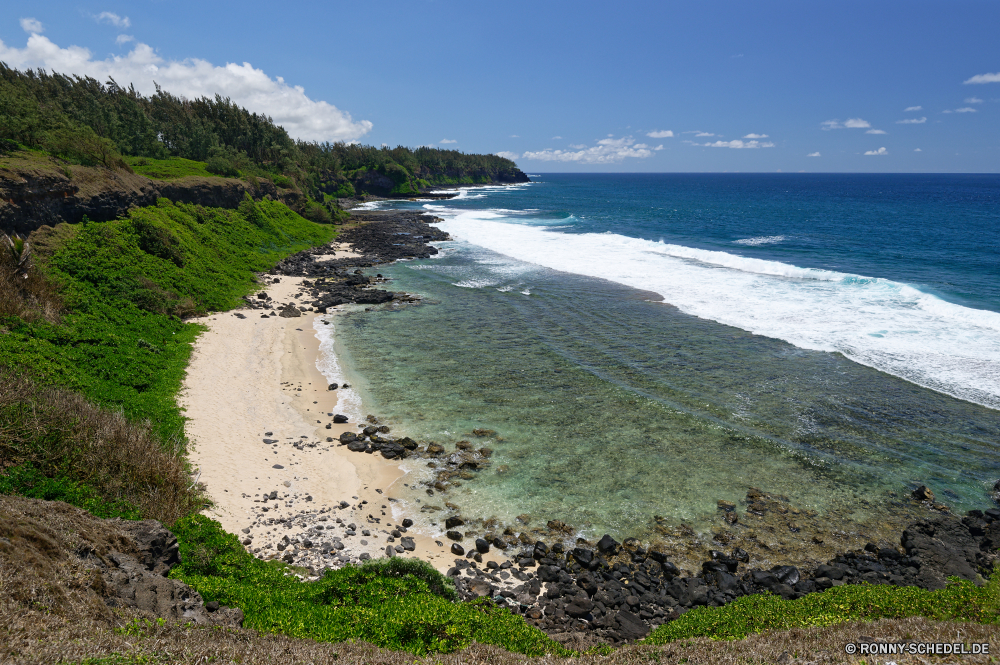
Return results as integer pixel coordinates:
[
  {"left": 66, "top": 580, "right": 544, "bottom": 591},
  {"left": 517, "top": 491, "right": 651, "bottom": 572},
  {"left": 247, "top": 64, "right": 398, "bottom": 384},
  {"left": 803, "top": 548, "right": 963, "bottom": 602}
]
[
  {"left": 331, "top": 243, "right": 1000, "bottom": 541},
  {"left": 326, "top": 174, "right": 1000, "bottom": 544}
]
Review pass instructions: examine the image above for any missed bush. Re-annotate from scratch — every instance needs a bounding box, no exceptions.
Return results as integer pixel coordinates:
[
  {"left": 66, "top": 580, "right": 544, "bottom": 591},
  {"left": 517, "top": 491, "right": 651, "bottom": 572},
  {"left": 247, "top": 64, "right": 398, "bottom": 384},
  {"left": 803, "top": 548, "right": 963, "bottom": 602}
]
[
  {"left": 302, "top": 201, "right": 332, "bottom": 224},
  {"left": 0, "top": 233, "right": 62, "bottom": 324}
]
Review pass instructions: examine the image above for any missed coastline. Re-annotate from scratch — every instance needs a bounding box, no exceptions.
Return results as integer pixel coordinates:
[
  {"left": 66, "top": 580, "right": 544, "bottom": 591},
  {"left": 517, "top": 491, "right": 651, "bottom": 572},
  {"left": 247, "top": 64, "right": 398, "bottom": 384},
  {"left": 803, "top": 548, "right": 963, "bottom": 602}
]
[
  {"left": 181, "top": 262, "right": 506, "bottom": 573},
  {"left": 178, "top": 204, "right": 1000, "bottom": 645}
]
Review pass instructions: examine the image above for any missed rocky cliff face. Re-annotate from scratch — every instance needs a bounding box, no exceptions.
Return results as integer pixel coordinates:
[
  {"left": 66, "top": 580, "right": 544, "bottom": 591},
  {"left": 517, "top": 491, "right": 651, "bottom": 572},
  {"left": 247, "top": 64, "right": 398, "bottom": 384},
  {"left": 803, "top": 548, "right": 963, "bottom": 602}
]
[
  {"left": 0, "top": 159, "right": 282, "bottom": 236},
  {"left": 0, "top": 495, "right": 243, "bottom": 628}
]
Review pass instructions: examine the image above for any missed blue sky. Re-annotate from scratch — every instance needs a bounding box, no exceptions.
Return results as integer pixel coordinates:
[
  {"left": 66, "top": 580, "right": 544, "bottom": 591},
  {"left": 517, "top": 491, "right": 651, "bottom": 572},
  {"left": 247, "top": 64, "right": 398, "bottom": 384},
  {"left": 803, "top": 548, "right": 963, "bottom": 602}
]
[{"left": 1, "top": 0, "right": 997, "bottom": 172}]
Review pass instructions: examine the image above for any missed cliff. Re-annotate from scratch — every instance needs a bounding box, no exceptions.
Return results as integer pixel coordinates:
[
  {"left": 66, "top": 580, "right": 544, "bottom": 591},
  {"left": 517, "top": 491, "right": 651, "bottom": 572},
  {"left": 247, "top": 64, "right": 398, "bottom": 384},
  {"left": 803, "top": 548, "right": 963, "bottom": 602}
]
[{"left": 0, "top": 152, "right": 287, "bottom": 236}]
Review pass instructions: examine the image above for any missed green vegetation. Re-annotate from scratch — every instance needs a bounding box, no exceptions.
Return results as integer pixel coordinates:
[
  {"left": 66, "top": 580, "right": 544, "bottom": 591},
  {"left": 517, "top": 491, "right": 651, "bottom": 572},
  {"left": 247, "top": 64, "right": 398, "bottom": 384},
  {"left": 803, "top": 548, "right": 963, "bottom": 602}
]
[
  {"left": 0, "top": 463, "right": 141, "bottom": 520},
  {"left": 126, "top": 155, "right": 216, "bottom": 180},
  {"left": 0, "top": 65, "right": 525, "bottom": 209},
  {"left": 0, "top": 198, "right": 333, "bottom": 521},
  {"left": 169, "top": 515, "right": 568, "bottom": 657},
  {"left": 645, "top": 573, "right": 1000, "bottom": 644}
]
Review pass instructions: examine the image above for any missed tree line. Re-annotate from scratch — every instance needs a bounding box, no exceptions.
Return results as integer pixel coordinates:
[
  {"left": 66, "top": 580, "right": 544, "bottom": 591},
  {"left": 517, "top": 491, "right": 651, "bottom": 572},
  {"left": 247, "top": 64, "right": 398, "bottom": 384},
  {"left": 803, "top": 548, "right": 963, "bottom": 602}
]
[{"left": 0, "top": 64, "right": 523, "bottom": 201}]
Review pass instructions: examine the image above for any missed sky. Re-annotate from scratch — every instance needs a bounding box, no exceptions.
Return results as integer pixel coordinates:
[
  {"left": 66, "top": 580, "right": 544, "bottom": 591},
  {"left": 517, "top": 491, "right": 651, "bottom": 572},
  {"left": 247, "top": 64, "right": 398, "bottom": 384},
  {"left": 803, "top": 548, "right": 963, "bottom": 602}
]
[{"left": 0, "top": 0, "right": 997, "bottom": 173}]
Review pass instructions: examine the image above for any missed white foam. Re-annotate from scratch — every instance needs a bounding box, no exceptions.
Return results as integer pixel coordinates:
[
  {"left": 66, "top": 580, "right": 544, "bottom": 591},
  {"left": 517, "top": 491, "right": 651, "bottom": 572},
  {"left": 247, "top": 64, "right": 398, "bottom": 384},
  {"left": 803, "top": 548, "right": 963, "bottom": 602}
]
[
  {"left": 313, "top": 317, "right": 364, "bottom": 421},
  {"left": 734, "top": 235, "right": 786, "bottom": 246},
  {"left": 432, "top": 209, "right": 1000, "bottom": 410}
]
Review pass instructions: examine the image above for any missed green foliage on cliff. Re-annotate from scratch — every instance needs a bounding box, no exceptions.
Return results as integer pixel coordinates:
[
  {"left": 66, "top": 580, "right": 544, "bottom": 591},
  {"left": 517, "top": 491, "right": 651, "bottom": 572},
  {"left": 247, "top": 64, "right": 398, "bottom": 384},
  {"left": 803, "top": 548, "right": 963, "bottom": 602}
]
[
  {"left": 126, "top": 156, "right": 215, "bottom": 180},
  {"left": 0, "top": 65, "right": 526, "bottom": 203},
  {"left": 169, "top": 515, "right": 567, "bottom": 657},
  {"left": 0, "top": 199, "right": 333, "bottom": 518}
]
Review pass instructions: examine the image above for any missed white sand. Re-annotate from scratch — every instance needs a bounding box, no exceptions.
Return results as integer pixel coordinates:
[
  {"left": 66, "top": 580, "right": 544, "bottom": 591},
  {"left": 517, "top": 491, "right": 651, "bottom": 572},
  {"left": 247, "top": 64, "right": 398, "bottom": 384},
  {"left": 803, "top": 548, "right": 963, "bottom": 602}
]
[{"left": 180, "top": 272, "right": 506, "bottom": 572}]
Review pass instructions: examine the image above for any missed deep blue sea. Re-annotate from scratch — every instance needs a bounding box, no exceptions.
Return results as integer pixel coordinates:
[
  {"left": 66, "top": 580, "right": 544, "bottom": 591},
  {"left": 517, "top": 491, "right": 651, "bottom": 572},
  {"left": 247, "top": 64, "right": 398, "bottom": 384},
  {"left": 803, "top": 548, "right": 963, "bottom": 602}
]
[{"left": 322, "top": 173, "right": 1000, "bottom": 550}]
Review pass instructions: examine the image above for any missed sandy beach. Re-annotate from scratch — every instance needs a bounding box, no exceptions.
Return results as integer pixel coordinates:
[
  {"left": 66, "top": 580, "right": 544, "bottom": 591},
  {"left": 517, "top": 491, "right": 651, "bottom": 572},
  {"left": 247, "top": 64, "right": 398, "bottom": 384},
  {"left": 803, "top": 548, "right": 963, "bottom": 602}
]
[{"left": 180, "top": 260, "right": 507, "bottom": 573}]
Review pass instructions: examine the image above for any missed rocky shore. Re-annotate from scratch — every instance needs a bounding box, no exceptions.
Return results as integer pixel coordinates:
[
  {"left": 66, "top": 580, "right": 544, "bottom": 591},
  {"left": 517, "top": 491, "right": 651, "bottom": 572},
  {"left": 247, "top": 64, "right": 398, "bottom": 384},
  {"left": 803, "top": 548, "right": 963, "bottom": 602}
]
[{"left": 197, "top": 206, "right": 1000, "bottom": 649}]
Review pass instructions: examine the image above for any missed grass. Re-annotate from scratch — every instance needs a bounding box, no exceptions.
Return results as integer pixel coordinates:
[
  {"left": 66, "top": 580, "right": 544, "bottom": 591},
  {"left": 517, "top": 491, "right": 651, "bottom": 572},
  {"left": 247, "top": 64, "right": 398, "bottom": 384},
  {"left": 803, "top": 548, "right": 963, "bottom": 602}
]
[
  {"left": 0, "top": 196, "right": 334, "bottom": 519},
  {"left": 169, "top": 515, "right": 569, "bottom": 657},
  {"left": 0, "top": 463, "right": 141, "bottom": 520},
  {"left": 645, "top": 571, "right": 1000, "bottom": 644},
  {"left": 125, "top": 156, "right": 219, "bottom": 181}
]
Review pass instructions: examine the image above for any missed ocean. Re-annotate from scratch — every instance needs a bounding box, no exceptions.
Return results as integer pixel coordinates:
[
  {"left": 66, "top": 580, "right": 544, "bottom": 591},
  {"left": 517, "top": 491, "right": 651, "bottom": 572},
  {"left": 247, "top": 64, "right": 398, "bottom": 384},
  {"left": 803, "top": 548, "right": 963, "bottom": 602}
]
[{"left": 317, "top": 173, "right": 1000, "bottom": 548}]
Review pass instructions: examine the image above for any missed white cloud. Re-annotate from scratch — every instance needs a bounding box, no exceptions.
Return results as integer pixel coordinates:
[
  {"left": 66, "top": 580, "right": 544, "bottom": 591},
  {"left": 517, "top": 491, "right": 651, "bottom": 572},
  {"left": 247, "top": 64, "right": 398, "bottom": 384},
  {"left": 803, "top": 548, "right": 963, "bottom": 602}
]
[
  {"left": 495, "top": 151, "right": 519, "bottom": 160},
  {"left": 521, "top": 136, "right": 656, "bottom": 164},
  {"left": 95, "top": 12, "right": 131, "bottom": 28},
  {"left": 954, "top": 107, "right": 977, "bottom": 113},
  {"left": 807, "top": 152, "right": 821, "bottom": 157},
  {"left": 866, "top": 129, "right": 886, "bottom": 134},
  {"left": 439, "top": 139, "right": 457, "bottom": 144},
  {"left": 964, "top": 72, "right": 1000, "bottom": 84},
  {"left": 20, "top": 18, "right": 43, "bottom": 34},
  {"left": 695, "top": 132, "right": 715, "bottom": 137},
  {"left": 904, "top": 106, "right": 922, "bottom": 112},
  {"left": 551, "top": 136, "right": 562, "bottom": 139},
  {"left": 654, "top": 145, "right": 664, "bottom": 151},
  {"left": 646, "top": 130, "right": 674, "bottom": 138},
  {"left": 700, "top": 139, "right": 774, "bottom": 149},
  {"left": 896, "top": 117, "right": 926, "bottom": 124},
  {"left": 742, "top": 133, "right": 768, "bottom": 139},
  {"left": 0, "top": 33, "right": 372, "bottom": 142},
  {"left": 568, "top": 143, "right": 587, "bottom": 149},
  {"left": 115, "top": 34, "right": 134, "bottom": 45},
  {"left": 864, "top": 147, "right": 888, "bottom": 156},
  {"left": 822, "top": 118, "right": 870, "bottom": 130},
  {"left": 914, "top": 148, "right": 922, "bottom": 152},
  {"left": 965, "top": 97, "right": 984, "bottom": 104}
]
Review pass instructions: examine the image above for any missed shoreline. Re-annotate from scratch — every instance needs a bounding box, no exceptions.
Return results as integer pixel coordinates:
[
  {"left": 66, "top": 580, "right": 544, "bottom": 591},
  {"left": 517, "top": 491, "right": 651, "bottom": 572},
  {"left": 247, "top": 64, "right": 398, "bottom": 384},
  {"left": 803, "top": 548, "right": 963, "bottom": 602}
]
[
  {"left": 181, "top": 258, "right": 509, "bottom": 574},
  {"left": 180, "top": 209, "right": 1000, "bottom": 645}
]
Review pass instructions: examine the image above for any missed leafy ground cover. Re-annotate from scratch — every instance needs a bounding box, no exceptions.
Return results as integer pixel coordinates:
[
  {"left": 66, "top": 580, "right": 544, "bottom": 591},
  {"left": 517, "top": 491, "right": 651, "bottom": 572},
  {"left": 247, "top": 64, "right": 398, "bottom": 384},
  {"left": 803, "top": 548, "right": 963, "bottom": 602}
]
[
  {"left": 169, "top": 515, "right": 569, "bottom": 657},
  {"left": 645, "top": 572, "right": 1000, "bottom": 645}
]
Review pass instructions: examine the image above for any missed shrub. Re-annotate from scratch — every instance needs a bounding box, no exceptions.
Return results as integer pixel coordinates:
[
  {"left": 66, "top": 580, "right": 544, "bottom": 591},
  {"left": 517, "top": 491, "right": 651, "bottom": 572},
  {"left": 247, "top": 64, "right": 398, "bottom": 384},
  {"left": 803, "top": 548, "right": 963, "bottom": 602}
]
[
  {"left": 0, "top": 233, "right": 62, "bottom": 323},
  {"left": 302, "top": 201, "right": 332, "bottom": 224}
]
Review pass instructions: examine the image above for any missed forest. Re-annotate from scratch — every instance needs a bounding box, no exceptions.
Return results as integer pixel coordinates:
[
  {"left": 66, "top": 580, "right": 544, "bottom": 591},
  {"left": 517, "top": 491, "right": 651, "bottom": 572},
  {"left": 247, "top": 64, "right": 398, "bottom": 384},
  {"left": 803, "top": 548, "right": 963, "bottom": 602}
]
[{"left": 0, "top": 65, "right": 526, "bottom": 205}]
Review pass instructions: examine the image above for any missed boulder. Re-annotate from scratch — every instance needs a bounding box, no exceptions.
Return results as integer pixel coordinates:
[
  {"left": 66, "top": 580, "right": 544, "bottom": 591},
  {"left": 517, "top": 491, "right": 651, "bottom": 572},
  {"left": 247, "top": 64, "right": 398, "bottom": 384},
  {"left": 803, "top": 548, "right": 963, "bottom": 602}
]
[
  {"left": 571, "top": 547, "right": 594, "bottom": 566},
  {"left": 901, "top": 514, "right": 981, "bottom": 589},
  {"left": 613, "top": 609, "right": 649, "bottom": 640},
  {"left": 333, "top": 414, "right": 349, "bottom": 423},
  {"left": 597, "top": 534, "right": 620, "bottom": 555}
]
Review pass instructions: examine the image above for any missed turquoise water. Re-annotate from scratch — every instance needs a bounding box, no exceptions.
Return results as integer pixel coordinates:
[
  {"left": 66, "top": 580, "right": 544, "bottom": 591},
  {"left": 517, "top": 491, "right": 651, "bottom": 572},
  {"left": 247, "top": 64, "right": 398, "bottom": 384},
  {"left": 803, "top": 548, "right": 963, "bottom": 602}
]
[{"left": 329, "top": 174, "right": 1000, "bottom": 542}]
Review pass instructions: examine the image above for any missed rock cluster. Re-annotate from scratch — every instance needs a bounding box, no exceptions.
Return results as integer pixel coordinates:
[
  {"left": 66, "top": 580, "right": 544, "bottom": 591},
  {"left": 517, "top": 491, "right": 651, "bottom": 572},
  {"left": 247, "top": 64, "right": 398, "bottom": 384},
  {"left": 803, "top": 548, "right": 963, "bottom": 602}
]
[{"left": 444, "top": 510, "right": 999, "bottom": 646}]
